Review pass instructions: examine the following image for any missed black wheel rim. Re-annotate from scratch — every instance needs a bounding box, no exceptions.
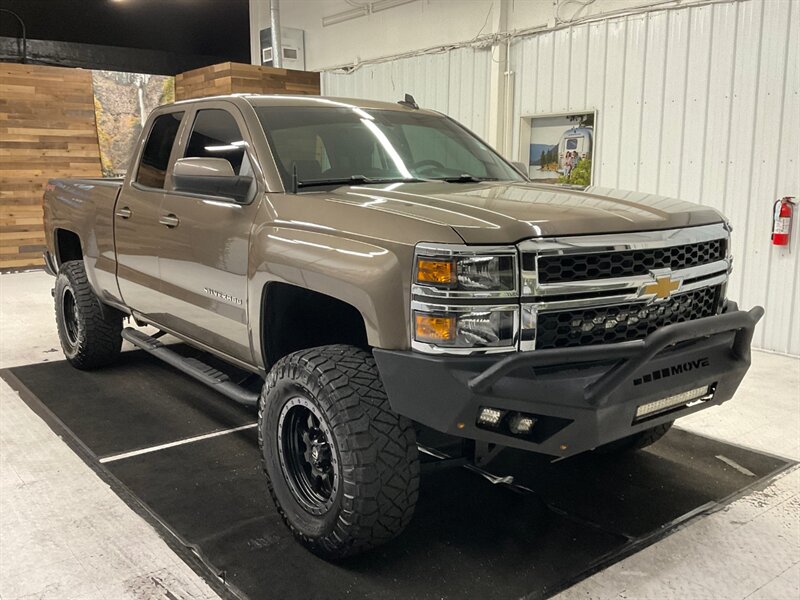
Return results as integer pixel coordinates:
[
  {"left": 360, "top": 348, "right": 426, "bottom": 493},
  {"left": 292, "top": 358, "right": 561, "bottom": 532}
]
[
  {"left": 62, "top": 287, "right": 80, "bottom": 347},
  {"left": 277, "top": 397, "right": 339, "bottom": 515}
]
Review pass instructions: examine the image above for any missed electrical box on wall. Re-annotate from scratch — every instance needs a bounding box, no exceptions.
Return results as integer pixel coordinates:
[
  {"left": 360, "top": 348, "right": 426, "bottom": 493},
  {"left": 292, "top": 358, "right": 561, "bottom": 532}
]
[{"left": 260, "top": 27, "right": 306, "bottom": 70}]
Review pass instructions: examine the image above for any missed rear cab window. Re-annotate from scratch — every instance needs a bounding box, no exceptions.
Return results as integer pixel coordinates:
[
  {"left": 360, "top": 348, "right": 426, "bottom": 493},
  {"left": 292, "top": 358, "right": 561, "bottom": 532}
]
[{"left": 136, "top": 112, "right": 184, "bottom": 189}]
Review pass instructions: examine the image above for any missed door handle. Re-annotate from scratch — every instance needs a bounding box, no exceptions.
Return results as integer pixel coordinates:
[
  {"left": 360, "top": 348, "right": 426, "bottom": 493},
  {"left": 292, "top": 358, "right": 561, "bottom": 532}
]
[
  {"left": 116, "top": 206, "right": 132, "bottom": 219},
  {"left": 159, "top": 214, "right": 180, "bottom": 228}
]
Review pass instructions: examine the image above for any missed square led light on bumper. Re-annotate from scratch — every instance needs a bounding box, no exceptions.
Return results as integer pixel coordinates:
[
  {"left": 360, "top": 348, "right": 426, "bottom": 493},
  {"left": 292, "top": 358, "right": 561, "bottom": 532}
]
[
  {"left": 634, "top": 386, "right": 712, "bottom": 421},
  {"left": 477, "top": 407, "right": 505, "bottom": 427},
  {"left": 475, "top": 407, "right": 540, "bottom": 438}
]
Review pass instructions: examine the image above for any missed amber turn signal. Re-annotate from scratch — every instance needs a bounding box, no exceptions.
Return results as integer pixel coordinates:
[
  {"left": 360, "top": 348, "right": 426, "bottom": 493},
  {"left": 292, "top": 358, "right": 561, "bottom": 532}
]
[
  {"left": 416, "top": 257, "right": 455, "bottom": 285},
  {"left": 415, "top": 313, "right": 455, "bottom": 343}
]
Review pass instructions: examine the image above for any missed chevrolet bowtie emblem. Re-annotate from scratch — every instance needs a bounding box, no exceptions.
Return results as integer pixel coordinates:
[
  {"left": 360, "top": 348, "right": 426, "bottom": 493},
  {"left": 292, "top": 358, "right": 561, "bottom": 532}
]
[{"left": 641, "top": 275, "right": 681, "bottom": 300}]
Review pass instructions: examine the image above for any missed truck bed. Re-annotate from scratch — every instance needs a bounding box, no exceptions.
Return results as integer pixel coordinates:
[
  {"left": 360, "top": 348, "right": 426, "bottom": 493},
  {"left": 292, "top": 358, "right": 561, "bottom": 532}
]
[{"left": 43, "top": 177, "right": 124, "bottom": 305}]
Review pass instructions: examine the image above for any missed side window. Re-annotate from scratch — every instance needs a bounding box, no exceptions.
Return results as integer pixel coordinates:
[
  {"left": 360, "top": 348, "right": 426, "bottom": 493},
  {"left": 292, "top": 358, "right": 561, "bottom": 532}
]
[
  {"left": 184, "top": 109, "right": 247, "bottom": 174},
  {"left": 136, "top": 112, "right": 184, "bottom": 189}
]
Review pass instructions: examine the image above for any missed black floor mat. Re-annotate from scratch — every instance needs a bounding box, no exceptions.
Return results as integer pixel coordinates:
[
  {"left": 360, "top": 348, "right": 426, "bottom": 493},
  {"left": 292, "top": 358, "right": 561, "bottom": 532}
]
[{"left": 3, "top": 351, "right": 793, "bottom": 600}]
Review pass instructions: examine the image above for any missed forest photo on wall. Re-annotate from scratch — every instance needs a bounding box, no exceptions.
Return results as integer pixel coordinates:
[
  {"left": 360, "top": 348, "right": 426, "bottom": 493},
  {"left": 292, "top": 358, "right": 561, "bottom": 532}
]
[{"left": 91, "top": 71, "right": 175, "bottom": 177}]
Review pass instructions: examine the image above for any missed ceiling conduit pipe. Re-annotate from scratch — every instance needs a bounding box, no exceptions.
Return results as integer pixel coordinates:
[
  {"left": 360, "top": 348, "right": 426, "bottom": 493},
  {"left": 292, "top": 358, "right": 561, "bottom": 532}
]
[
  {"left": 323, "top": 0, "right": 419, "bottom": 27},
  {"left": 270, "top": 0, "right": 283, "bottom": 68}
]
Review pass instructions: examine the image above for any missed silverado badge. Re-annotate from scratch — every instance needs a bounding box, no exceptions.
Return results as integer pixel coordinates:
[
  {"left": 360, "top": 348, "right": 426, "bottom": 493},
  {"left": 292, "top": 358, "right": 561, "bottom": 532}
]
[{"left": 203, "top": 287, "right": 243, "bottom": 306}]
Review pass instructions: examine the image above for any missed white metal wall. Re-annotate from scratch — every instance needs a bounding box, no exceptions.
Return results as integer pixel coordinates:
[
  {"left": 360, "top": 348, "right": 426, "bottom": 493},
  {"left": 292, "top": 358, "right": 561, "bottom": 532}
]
[
  {"left": 321, "top": 0, "right": 799, "bottom": 355},
  {"left": 510, "top": 0, "right": 799, "bottom": 355},
  {"left": 321, "top": 46, "right": 493, "bottom": 138}
]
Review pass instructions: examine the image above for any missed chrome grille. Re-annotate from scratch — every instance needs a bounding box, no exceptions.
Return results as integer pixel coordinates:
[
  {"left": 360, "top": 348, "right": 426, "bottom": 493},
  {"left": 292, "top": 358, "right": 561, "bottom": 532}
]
[
  {"left": 517, "top": 223, "right": 731, "bottom": 351},
  {"left": 533, "top": 238, "right": 726, "bottom": 283},
  {"left": 536, "top": 285, "right": 722, "bottom": 350}
]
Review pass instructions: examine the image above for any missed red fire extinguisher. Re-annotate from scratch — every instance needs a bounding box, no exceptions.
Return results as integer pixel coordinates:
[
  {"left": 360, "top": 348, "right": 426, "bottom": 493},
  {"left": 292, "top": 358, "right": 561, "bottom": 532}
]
[{"left": 771, "top": 196, "right": 796, "bottom": 246}]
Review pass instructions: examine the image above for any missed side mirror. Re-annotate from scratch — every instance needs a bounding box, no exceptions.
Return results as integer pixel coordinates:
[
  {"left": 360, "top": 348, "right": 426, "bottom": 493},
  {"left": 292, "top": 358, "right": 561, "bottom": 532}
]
[
  {"left": 511, "top": 161, "right": 529, "bottom": 178},
  {"left": 172, "top": 157, "right": 253, "bottom": 203}
]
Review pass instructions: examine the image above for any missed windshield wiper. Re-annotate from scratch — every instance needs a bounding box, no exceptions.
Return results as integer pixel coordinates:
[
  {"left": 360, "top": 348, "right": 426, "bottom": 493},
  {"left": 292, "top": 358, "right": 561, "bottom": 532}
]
[
  {"left": 296, "top": 175, "right": 426, "bottom": 190},
  {"left": 434, "top": 174, "right": 500, "bottom": 183}
]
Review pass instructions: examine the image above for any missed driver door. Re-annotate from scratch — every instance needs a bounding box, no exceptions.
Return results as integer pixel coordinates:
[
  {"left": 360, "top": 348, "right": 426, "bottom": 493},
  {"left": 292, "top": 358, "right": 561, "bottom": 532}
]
[{"left": 155, "top": 104, "right": 262, "bottom": 364}]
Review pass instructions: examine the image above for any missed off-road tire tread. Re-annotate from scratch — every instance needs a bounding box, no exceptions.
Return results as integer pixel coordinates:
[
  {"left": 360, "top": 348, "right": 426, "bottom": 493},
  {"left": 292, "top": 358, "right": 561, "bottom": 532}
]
[
  {"left": 55, "top": 260, "right": 123, "bottom": 369},
  {"left": 259, "top": 345, "right": 419, "bottom": 559}
]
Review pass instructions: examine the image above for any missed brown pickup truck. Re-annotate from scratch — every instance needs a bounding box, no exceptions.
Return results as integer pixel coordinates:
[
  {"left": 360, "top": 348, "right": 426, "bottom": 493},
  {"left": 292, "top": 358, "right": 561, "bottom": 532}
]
[{"left": 43, "top": 94, "right": 763, "bottom": 559}]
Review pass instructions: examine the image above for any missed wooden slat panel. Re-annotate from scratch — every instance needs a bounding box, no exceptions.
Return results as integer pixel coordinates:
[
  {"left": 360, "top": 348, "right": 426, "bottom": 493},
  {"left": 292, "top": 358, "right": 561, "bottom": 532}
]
[
  {"left": 175, "top": 62, "right": 320, "bottom": 100},
  {"left": 1, "top": 61, "right": 317, "bottom": 268},
  {"left": 0, "top": 63, "right": 102, "bottom": 269}
]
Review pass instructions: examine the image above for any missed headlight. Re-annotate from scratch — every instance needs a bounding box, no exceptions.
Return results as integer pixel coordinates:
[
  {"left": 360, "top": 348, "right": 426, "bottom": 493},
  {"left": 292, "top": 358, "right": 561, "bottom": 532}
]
[
  {"left": 413, "top": 306, "right": 517, "bottom": 350},
  {"left": 413, "top": 244, "right": 518, "bottom": 297},
  {"left": 414, "top": 307, "right": 517, "bottom": 348},
  {"left": 411, "top": 244, "right": 520, "bottom": 354},
  {"left": 415, "top": 255, "right": 516, "bottom": 292}
]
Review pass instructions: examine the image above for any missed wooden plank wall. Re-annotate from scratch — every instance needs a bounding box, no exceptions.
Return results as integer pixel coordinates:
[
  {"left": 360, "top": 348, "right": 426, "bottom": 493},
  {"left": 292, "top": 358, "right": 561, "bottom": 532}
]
[
  {"left": 0, "top": 61, "right": 317, "bottom": 269},
  {"left": 1, "top": 63, "right": 102, "bottom": 269},
  {"left": 176, "top": 62, "right": 320, "bottom": 100}
]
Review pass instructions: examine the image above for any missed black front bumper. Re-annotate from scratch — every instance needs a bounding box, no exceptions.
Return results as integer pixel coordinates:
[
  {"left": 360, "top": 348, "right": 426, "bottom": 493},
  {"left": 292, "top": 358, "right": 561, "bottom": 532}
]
[{"left": 374, "top": 304, "right": 764, "bottom": 458}]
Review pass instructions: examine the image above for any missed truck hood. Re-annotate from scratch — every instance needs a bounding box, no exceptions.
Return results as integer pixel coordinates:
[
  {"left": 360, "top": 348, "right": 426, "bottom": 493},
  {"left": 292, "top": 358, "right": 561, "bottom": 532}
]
[{"left": 323, "top": 181, "right": 724, "bottom": 243}]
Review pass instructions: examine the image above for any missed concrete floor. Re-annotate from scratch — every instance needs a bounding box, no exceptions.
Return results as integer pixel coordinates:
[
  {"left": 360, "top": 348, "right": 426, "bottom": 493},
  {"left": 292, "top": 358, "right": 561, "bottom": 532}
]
[{"left": 1, "top": 269, "right": 798, "bottom": 600}]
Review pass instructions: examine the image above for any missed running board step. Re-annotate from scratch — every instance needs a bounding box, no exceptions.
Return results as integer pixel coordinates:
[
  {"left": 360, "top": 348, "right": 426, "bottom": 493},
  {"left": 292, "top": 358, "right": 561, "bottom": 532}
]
[{"left": 121, "top": 328, "right": 260, "bottom": 407}]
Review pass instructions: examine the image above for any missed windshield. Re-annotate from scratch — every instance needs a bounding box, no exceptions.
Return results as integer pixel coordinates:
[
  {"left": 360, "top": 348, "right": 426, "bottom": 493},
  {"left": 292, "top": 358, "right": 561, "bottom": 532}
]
[{"left": 254, "top": 105, "right": 524, "bottom": 188}]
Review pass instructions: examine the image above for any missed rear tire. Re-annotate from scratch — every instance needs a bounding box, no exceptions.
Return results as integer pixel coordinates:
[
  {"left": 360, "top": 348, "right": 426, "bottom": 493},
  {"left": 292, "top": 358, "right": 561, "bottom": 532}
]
[
  {"left": 54, "top": 260, "right": 123, "bottom": 369},
  {"left": 259, "top": 345, "right": 419, "bottom": 559},
  {"left": 596, "top": 422, "right": 673, "bottom": 454}
]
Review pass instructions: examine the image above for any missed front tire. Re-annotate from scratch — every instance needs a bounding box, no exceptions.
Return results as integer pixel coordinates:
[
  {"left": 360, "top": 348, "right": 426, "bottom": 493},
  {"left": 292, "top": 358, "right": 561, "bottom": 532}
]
[
  {"left": 259, "top": 345, "right": 419, "bottom": 559},
  {"left": 54, "top": 260, "right": 123, "bottom": 369}
]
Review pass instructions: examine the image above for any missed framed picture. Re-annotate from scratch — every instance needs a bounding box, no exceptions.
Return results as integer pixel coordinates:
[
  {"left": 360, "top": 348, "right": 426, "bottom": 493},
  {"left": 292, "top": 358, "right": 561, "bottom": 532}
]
[
  {"left": 91, "top": 71, "right": 175, "bottom": 178},
  {"left": 524, "top": 111, "right": 596, "bottom": 187}
]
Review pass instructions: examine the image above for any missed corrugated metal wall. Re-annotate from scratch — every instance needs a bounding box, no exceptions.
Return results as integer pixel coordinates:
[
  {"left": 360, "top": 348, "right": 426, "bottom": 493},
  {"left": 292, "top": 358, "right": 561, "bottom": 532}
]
[
  {"left": 510, "top": 0, "right": 799, "bottom": 355},
  {"left": 322, "top": 0, "right": 799, "bottom": 355},
  {"left": 321, "top": 46, "right": 493, "bottom": 138}
]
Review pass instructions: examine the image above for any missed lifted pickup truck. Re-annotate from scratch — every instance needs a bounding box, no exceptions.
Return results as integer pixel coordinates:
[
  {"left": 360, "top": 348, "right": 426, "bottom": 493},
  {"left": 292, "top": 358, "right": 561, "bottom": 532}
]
[{"left": 43, "top": 94, "right": 763, "bottom": 559}]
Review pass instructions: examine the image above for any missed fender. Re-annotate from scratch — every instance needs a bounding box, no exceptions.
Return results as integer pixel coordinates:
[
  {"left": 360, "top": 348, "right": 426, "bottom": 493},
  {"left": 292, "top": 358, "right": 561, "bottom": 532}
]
[
  {"left": 43, "top": 178, "right": 123, "bottom": 307},
  {"left": 246, "top": 193, "right": 465, "bottom": 370},
  {"left": 247, "top": 223, "right": 413, "bottom": 370}
]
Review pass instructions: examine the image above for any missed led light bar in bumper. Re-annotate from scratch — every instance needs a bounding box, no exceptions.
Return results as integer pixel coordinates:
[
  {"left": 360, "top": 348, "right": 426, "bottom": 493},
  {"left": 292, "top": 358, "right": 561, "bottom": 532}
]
[{"left": 634, "top": 386, "right": 712, "bottom": 421}]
